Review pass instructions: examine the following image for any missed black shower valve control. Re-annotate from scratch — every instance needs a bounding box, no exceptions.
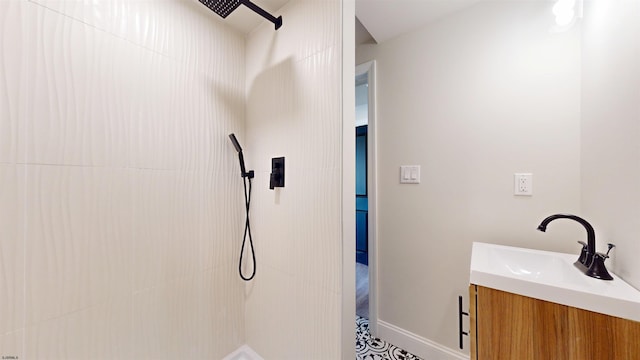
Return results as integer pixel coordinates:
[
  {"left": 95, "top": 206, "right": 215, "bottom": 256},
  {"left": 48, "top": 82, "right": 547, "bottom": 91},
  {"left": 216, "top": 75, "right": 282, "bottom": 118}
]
[{"left": 270, "top": 157, "right": 285, "bottom": 190}]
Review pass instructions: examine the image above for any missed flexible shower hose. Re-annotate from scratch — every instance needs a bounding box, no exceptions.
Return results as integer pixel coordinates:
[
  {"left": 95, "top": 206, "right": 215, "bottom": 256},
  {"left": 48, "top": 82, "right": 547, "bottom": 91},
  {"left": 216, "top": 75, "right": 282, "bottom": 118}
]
[{"left": 239, "top": 175, "right": 256, "bottom": 281}]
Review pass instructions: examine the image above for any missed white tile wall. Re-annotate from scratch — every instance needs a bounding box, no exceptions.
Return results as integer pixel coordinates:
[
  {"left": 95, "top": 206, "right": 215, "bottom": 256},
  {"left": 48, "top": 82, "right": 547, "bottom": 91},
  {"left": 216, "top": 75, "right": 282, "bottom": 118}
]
[
  {"left": 0, "top": 2, "right": 27, "bottom": 164},
  {"left": 0, "top": 165, "right": 25, "bottom": 335},
  {"left": 25, "top": 294, "right": 132, "bottom": 359},
  {"left": 1, "top": 0, "right": 247, "bottom": 358},
  {"left": 0, "top": 329, "right": 24, "bottom": 359},
  {"left": 244, "top": 0, "right": 343, "bottom": 358},
  {"left": 24, "top": 166, "right": 133, "bottom": 325}
]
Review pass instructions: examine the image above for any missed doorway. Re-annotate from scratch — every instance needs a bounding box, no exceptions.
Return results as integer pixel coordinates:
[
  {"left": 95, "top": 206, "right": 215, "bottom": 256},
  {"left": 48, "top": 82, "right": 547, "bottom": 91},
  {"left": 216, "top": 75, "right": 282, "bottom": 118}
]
[{"left": 355, "top": 60, "right": 377, "bottom": 333}]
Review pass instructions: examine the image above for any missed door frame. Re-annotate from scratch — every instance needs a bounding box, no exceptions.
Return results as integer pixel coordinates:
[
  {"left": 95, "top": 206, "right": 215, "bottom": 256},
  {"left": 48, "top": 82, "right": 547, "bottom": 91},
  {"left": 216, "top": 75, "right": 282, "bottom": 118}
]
[{"left": 355, "top": 60, "right": 378, "bottom": 335}]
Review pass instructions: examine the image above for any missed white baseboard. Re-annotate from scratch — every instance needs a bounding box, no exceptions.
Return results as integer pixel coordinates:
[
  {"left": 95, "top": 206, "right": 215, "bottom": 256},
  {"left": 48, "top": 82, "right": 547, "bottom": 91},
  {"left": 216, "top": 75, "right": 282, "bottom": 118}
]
[{"left": 376, "top": 319, "right": 469, "bottom": 360}]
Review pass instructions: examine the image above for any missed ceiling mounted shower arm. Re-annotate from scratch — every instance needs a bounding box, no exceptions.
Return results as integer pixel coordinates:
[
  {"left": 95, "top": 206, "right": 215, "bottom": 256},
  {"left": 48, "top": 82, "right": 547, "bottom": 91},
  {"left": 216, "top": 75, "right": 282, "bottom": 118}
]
[{"left": 241, "top": 0, "right": 283, "bottom": 30}]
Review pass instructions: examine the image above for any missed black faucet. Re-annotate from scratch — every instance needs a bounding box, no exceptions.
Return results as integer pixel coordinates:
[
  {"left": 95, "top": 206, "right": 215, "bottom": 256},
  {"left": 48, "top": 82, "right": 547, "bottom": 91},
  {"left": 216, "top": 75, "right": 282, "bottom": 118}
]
[{"left": 537, "top": 214, "right": 613, "bottom": 280}]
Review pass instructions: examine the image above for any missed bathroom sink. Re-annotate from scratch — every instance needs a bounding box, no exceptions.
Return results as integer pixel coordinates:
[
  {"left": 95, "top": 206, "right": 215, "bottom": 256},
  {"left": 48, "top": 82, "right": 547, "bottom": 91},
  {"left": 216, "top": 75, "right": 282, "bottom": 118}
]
[{"left": 470, "top": 242, "right": 640, "bottom": 322}]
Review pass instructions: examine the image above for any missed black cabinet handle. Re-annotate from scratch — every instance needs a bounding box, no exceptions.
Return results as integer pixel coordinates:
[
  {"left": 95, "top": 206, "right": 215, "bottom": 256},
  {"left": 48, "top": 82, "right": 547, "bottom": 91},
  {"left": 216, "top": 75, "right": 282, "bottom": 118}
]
[{"left": 459, "top": 295, "right": 469, "bottom": 349}]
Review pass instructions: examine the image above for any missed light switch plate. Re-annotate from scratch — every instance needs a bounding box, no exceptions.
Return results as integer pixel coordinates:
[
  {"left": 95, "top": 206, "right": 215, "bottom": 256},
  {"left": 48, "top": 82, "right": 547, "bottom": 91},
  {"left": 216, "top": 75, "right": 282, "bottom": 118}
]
[{"left": 400, "top": 166, "right": 420, "bottom": 184}]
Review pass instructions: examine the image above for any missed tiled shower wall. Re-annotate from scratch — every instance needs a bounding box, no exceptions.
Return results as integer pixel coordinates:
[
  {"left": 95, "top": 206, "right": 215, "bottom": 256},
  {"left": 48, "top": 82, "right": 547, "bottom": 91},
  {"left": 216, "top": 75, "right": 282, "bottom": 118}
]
[
  {"left": 243, "top": 0, "right": 343, "bottom": 358},
  {"left": 0, "top": 0, "right": 247, "bottom": 358}
]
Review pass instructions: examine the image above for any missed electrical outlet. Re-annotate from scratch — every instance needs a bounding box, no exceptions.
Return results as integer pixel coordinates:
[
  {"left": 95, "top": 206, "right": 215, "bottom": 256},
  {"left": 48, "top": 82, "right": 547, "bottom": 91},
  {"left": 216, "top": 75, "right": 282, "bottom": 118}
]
[{"left": 514, "top": 173, "right": 533, "bottom": 196}]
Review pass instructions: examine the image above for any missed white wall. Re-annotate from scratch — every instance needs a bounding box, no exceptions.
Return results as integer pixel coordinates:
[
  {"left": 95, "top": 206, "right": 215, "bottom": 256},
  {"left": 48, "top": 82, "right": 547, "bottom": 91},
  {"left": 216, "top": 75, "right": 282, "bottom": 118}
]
[
  {"left": 581, "top": 0, "right": 640, "bottom": 290},
  {"left": 356, "top": 84, "right": 368, "bottom": 126},
  {"left": 243, "top": 0, "right": 345, "bottom": 358},
  {"left": 0, "top": 1, "right": 246, "bottom": 358},
  {"left": 356, "top": 1, "right": 583, "bottom": 354}
]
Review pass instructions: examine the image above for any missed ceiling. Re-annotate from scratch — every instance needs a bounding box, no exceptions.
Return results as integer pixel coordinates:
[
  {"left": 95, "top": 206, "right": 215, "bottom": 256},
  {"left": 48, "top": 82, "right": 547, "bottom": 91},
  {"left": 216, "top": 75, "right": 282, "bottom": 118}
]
[
  {"left": 355, "top": 0, "right": 483, "bottom": 44},
  {"left": 202, "top": 0, "right": 488, "bottom": 42}
]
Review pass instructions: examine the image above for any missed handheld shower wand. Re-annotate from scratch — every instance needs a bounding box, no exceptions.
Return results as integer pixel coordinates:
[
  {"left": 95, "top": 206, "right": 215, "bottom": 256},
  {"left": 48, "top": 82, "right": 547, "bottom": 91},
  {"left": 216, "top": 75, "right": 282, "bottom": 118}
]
[
  {"left": 229, "top": 133, "right": 256, "bottom": 281},
  {"left": 229, "top": 134, "right": 254, "bottom": 179}
]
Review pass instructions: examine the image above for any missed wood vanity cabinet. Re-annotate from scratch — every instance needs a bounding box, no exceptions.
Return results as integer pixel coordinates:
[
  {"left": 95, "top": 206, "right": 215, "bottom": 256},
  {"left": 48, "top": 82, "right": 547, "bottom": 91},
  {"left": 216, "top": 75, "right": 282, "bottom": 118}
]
[{"left": 469, "top": 284, "right": 640, "bottom": 360}]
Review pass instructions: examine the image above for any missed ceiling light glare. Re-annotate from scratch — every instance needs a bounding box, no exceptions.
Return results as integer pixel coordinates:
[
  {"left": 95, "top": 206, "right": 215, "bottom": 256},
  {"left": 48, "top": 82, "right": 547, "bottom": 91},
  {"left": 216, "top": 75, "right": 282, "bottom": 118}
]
[
  {"left": 553, "top": 0, "right": 576, "bottom": 26},
  {"left": 555, "top": 9, "right": 575, "bottom": 26}
]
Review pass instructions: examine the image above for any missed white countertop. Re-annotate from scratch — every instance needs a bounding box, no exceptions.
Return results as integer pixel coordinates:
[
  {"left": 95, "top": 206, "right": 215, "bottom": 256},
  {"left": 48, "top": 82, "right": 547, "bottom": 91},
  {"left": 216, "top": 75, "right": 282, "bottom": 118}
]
[{"left": 469, "top": 242, "right": 640, "bottom": 322}]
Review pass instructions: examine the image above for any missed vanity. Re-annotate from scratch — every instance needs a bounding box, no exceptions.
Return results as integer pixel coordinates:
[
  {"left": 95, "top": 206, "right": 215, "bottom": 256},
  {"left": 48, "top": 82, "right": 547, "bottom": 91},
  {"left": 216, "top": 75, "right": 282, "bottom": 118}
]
[{"left": 469, "top": 242, "right": 640, "bottom": 360}]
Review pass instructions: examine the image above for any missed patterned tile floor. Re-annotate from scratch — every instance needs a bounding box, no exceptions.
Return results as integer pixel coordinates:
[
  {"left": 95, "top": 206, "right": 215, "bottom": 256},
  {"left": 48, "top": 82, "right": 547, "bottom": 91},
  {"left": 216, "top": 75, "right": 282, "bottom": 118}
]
[{"left": 356, "top": 316, "right": 422, "bottom": 360}]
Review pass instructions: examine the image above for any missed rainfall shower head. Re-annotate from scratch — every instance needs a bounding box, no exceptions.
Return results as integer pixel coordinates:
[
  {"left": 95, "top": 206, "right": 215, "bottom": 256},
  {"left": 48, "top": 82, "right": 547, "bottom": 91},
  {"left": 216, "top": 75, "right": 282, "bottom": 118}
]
[
  {"left": 198, "top": 0, "right": 283, "bottom": 30},
  {"left": 202, "top": 0, "right": 242, "bottom": 18}
]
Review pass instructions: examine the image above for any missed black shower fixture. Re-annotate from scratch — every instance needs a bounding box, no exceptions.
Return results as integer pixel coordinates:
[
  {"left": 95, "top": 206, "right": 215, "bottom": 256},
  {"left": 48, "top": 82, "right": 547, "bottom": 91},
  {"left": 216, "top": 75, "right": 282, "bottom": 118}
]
[
  {"left": 229, "top": 133, "right": 256, "bottom": 281},
  {"left": 198, "top": 0, "right": 283, "bottom": 30},
  {"left": 269, "top": 157, "right": 285, "bottom": 190},
  {"left": 229, "top": 133, "right": 254, "bottom": 179}
]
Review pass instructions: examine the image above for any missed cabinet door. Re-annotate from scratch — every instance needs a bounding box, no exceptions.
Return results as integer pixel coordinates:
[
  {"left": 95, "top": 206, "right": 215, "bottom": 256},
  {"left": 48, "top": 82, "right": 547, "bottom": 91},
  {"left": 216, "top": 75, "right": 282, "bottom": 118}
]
[
  {"left": 469, "top": 285, "right": 477, "bottom": 360},
  {"left": 475, "top": 286, "right": 535, "bottom": 360},
  {"left": 474, "top": 286, "right": 569, "bottom": 359},
  {"left": 567, "top": 306, "right": 640, "bottom": 359},
  {"left": 472, "top": 285, "right": 640, "bottom": 360}
]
